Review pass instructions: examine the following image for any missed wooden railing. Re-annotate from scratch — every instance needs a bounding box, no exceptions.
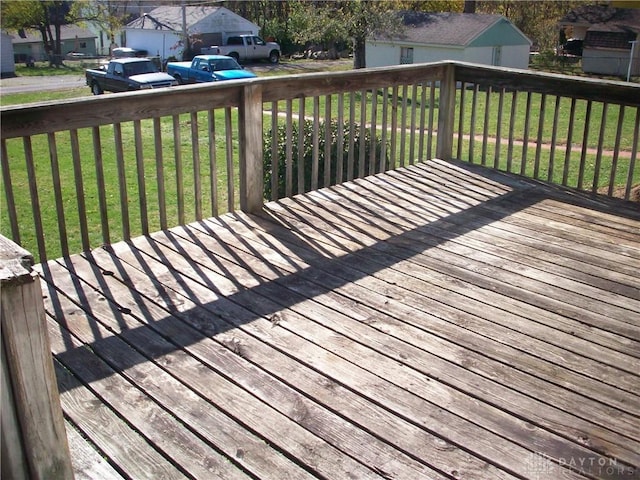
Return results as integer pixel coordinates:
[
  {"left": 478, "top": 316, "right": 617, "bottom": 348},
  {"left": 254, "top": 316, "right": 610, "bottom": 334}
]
[
  {"left": 0, "top": 60, "right": 638, "bottom": 479},
  {"left": 0, "top": 236, "right": 73, "bottom": 479},
  {"left": 2, "top": 61, "right": 638, "bottom": 264}
]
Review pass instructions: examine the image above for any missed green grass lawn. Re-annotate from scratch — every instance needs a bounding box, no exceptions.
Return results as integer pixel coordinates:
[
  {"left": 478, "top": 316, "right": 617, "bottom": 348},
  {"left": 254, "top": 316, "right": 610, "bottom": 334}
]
[
  {"left": 13, "top": 59, "right": 99, "bottom": 76},
  {"left": 2, "top": 110, "right": 240, "bottom": 261},
  {"left": 1, "top": 87, "right": 90, "bottom": 106}
]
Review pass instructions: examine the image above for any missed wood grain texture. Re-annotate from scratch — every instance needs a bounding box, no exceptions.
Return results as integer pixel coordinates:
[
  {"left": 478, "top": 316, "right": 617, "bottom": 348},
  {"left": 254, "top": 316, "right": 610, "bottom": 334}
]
[
  {"left": 1, "top": 239, "right": 73, "bottom": 480},
  {"left": 35, "top": 160, "right": 639, "bottom": 480}
]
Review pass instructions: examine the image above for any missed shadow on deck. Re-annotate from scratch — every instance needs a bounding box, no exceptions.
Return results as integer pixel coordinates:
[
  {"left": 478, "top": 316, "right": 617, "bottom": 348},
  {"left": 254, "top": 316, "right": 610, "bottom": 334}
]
[{"left": 39, "top": 159, "right": 640, "bottom": 480}]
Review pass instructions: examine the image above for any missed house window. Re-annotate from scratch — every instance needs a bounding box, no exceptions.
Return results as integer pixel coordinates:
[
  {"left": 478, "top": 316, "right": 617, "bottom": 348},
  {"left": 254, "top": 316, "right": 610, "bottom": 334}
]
[
  {"left": 492, "top": 46, "right": 502, "bottom": 66},
  {"left": 80, "top": 42, "right": 86, "bottom": 48},
  {"left": 400, "top": 47, "right": 414, "bottom": 64}
]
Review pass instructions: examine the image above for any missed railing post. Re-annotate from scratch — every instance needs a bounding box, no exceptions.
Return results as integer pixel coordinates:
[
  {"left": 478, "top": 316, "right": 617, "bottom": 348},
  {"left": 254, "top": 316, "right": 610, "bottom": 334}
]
[
  {"left": 238, "top": 82, "right": 264, "bottom": 213},
  {"left": 436, "top": 63, "right": 457, "bottom": 160},
  {"left": 0, "top": 236, "right": 74, "bottom": 479}
]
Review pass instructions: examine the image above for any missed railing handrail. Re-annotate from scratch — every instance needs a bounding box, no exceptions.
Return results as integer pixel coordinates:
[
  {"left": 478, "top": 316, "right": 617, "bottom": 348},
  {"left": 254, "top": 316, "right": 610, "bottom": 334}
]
[{"left": 453, "top": 61, "right": 640, "bottom": 106}]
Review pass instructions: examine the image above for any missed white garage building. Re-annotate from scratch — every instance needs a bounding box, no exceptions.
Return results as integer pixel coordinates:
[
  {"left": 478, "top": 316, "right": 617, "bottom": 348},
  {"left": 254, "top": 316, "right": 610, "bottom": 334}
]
[
  {"left": 366, "top": 12, "right": 532, "bottom": 70},
  {"left": 125, "top": 5, "right": 259, "bottom": 62}
]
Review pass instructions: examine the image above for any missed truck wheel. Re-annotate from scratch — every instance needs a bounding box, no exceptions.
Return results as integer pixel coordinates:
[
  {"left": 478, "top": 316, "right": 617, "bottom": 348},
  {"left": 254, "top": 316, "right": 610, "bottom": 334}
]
[
  {"left": 269, "top": 51, "right": 280, "bottom": 64},
  {"left": 174, "top": 74, "right": 184, "bottom": 85},
  {"left": 229, "top": 52, "right": 240, "bottom": 62},
  {"left": 91, "top": 82, "right": 103, "bottom": 95}
]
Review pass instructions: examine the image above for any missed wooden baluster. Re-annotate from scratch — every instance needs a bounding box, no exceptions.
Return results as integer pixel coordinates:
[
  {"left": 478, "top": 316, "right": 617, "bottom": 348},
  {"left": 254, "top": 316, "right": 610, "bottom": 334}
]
[
  {"left": 48, "top": 133, "right": 69, "bottom": 257},
  {"left": 370, "top": 89, "right": 378, "bottom": 174},
  {"left": 547, "top": 96, "right": 561, "bottom": 183},
  {"left": 312, "top": 96, "right": 320, "bottom": 190},
  {"left": 562, "top": 98, "right": 577, "bottom": 187},
  {"left": 24, "top": 137, "right": 47, "bottom": 260},
  {"left": 379, "top": 88, "right": 388, "bottom": 173},
  {"left": 225, "top": 107, "right": 235, "bottom": 211},
  {"left": 592, "top": 103, "right": 608, "bottom": 194},
  {"left": 285, "top": 99, "right": 294, "bottom": 196},
  {"left": 607, "top": 105, "right": 625, "bottom": 197},
  {"left": 481, "top": 85, "right": 491, "bottom": 166},
  {"left": 577, "top": 100, "right": 593, "bottom": 191},
  {"left": 533, "top": 94, "right": 547, "bottom": 179},
  {"left": 324, "top": 94, "right": 333, "bottom": 186},
  {"left": 506, "top": 90, "right": 518, "bottom": 173},
  {"left": 153, "top": 118, "right": 167, "bottom": 230},
  {"left": 624, "top": 108, "right": 639, "bottom": 201},
  {"left": 172, "top": 115, "right": 185, "bottom": 225},
  {"left": 189, "top": 113, "right": 202, "bottom": 221},
  {"left": 271, "top": 100, "right": 279, "bottom": 201},
  {"left": 207, "top": 109, "right": 219, "bottom": 216}
]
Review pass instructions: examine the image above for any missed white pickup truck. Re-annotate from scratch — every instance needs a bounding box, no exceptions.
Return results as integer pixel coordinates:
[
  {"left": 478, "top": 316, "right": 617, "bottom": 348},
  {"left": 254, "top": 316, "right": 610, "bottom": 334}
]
[{"left": 202, "top": 35, "right": 281, "bottom": 64}]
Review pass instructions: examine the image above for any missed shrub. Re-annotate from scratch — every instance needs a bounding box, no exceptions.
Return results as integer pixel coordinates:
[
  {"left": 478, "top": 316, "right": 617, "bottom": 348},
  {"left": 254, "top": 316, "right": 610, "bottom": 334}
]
[{"left": 264, "top": 119, "right": 387, "bottom": 200}]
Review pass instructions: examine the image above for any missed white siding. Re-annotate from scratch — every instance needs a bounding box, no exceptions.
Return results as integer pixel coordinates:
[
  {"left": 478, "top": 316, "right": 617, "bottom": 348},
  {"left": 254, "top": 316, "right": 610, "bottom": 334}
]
[
  {"left": 366, "top": 42, "right": 464, "bottom": 67},
  {"left": 126, "top": 29, "right": 183, "bottom": 61},
  {"left": 365, "top": 42, "right": 398, "bottom": 68},
  {"left": 463, "top": 46, "right": 494, "bottom": 65},
  {"left": 465, "top": 45, "right": 529, "bottom": 69},
  {"left": 583, "top": 48, "right": 640, "bottom": 77},
  {"left": 367, "top": 41, "right": 529, "bottom": 70},
  {"left": 413, "top": 45, "right": 464, "bottom": 63},
  {"left": 500, "top": 44, "right": 530, "bottom": 69},
  {"left": 1, "top": 34, "right": 15, "bottom": 77}
]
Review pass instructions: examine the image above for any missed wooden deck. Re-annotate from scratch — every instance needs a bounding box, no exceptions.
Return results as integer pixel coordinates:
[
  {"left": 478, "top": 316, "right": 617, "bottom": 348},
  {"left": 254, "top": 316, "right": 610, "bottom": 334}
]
[{"left": 37, "top": 159, "right": 639, "bottom": 480}]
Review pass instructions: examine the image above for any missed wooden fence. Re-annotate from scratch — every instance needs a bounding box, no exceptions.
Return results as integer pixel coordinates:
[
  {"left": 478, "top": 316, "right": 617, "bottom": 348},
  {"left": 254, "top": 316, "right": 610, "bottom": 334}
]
[{"left": 2, "top": 61, "right": 638, "bottom": 264}]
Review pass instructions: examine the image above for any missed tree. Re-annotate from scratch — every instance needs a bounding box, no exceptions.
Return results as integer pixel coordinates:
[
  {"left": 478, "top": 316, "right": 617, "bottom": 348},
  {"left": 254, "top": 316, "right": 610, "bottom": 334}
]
[
  {"left": 1, "top": 0, "right": 75, "bottom": 66},
  {"left": 72, "top": 0, "right": 135, "bottom": 56},
  {"left": 287, "top": 1, "right": 349, "bottom": 59},
  {"left": 476, "top": 0, "right": 584, "bottom": 52},
  {"left": 286, "top": 1, "right": 403, "bottom": 68}
]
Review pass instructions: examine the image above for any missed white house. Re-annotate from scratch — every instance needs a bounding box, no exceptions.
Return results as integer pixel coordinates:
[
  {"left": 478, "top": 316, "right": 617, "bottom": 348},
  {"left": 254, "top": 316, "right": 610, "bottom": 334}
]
[
  {"left": 1, "top": 33, "right": 16, "bottom": 77},
  {"left": 10, "top": 25, "right": 97, "bottom": 62},
  {"left": 366, "top": 12, "right": 532, "bottom": 70},
  {"left": 124, "top": 5, "right": 259, "bottom": 62}
]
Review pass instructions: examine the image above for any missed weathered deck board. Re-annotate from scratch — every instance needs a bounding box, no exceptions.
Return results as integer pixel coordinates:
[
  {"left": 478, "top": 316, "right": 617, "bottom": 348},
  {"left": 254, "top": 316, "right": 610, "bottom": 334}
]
[{"left": 38, "top": 159, "right": 639, "bottom": 480}]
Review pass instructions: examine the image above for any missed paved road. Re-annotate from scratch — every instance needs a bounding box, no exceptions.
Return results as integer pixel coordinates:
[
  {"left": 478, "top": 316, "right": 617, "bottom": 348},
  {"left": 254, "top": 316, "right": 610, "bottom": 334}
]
[{"left": 0, "top": 74, "right": 86, "bottom": 95}]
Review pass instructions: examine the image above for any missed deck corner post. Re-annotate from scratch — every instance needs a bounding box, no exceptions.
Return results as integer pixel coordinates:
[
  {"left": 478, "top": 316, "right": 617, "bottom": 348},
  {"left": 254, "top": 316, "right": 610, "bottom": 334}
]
[
  {"left": 0, "top": 235, "right": 74, "bottom": 480},
  {"left": 436, "top": 62, "right": 457, "bottom": 160},
  {"left": 239, "top": 82, "right": 264, "bottom": 213}
]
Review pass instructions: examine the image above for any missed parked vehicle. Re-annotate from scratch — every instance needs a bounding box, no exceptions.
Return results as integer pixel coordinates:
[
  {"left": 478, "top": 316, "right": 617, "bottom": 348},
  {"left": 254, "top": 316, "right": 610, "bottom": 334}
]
[
  {"left": 166, "top": 55, "right": 257, "bottom": 84},
  {"left": 86, "top": 58, "right": 177, "bottom": 95},
  {"left": 112, "top": 47, "right": 148, "bottom": 58},
  {"left": 557, "top": 38, "right": 583, "bottom": 57},
  {"left": 202, "top": 35, "right": 280, "bottom": 64}
]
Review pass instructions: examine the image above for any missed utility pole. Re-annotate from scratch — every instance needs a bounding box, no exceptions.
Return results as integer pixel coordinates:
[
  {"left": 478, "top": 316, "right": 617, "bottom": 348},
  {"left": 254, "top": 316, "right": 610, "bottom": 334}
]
[{"left": 182, "top": 0, "right": 188, "bottom": 60}]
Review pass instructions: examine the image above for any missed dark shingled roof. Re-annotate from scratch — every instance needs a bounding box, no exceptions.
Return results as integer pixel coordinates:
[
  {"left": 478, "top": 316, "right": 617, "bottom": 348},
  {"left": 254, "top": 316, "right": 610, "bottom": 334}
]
[
  {"left": 372, "top": 12, "right": 505, "bottom": 46},
  {"left": 584, "top": 28, "right": 637, "bottom": 50},
  {"left": 559, "top": 5, "right": 640, "bottom": 32}
]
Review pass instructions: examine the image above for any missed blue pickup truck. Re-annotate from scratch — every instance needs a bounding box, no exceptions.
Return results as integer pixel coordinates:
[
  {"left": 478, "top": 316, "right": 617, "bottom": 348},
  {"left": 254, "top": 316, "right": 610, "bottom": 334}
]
[{"left": 166, "top": 55, "right": 257, "bottom": 84}]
